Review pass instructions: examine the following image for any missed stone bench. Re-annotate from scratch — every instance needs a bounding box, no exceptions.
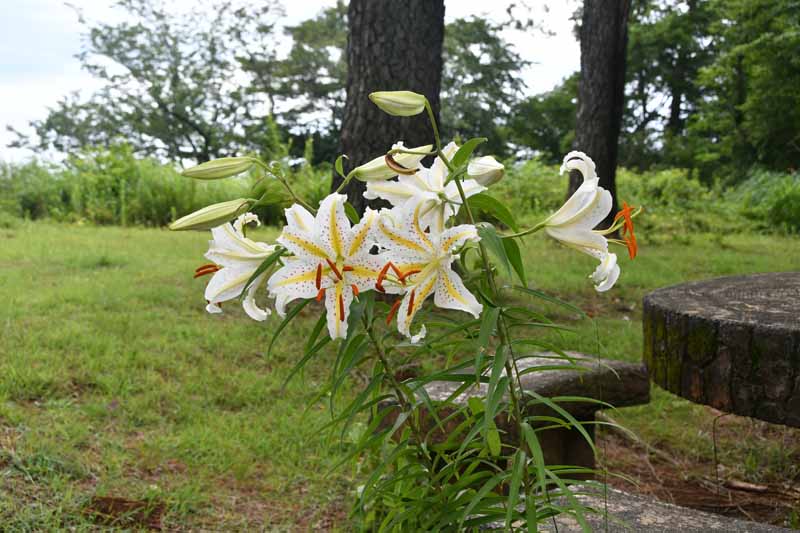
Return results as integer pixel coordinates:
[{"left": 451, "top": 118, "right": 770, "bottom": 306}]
[
  {"left": 492, "top": 485, "right": 793, "bottom": 532},
  {"left": 385, "top": 352, "right": 650, "bottom": 472}
]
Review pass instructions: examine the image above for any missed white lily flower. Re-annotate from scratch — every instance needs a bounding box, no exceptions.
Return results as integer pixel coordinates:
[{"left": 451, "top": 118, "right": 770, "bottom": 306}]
[
  {"left": 467, "top": 156, "right": 505, "bottom": 186},
  {"left": 364, "top": 142, "right": 486, "bottom": 233},
  {"left": 592, "top": 252, "right": 620, "bottom": 292},
  {"left": 543, "top": 151, "right": 620, "bottom": 292},
  {"left": 375, "top": 201, "right": 483, "bottom": 342},
  {"left": 268, "top": 193, "right": 384, "bottom": 339},
  {"left": 195, "top": 213, "right": 276, "bottom": 321}
]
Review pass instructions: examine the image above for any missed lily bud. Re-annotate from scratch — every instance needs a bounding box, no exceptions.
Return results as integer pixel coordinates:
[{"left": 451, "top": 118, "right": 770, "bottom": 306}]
[
  {"left": 169, "top": 198, "right": 252, "bottom": 231},
  {"left": 182, "top": 157, "right": 255, "bottom": 180},
  {"left": 467, "top": 156, "right": 505, "bottom": 186},
  {"left": 369, "top": 91, "right": 427, "bottom": 117},
  {"left": 352, "top": 143, "right": 433, "bottom": 181}
]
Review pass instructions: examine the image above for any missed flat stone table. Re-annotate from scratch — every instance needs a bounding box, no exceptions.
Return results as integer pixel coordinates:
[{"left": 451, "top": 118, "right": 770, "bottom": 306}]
[{"left": 643, "top": 272, "right": 800, "bottom": 427}]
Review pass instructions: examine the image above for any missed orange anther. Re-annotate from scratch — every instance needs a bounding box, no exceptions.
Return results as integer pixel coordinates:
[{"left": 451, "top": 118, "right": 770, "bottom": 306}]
[
  {"left": 342, "top": 265, "right": 354, "bottom": 272},
  {"left": 375, "top": 262, "right": 393, "bottom": 292},
  {"left": 326, "top": 258, "right": 343, "bottom": 280},
  {"left": 316, "top": 288, "right": 326, "bottom": 302},
  {"left": 315, "top": 263, "right": 323, "bottom": 290},
  {"left": 407, "top": 289, "right": 416, "bottom": 317},
  {"left": 386, "top": 299, "right": 402, "bottom": 325},
  {"left": 338, "top": 294, "right": 345, "bottom": 321},
  {"left": 613, "top": 202, "right": 638, "bottom": 260},
  {"left": 399, "top": 269, "right": 420, "bottom": 283}
]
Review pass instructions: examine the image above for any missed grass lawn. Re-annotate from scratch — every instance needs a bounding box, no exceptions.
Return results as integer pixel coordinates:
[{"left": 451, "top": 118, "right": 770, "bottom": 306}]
[{"left": 1, "top": 221, "right": 798, "bottom": 530}]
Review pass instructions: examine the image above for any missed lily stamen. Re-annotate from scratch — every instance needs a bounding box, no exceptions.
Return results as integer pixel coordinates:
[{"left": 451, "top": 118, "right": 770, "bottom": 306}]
[
  {"left": 342, "top": 265, "right": 354, "bottom": 272},
  {"left": 315, "top": 263, "right": 323, "bottom": 290},
  {"left": 613, "top": 201, "right": 638, "bottom": 259},
  {"left": 351, "top": 284, "right": 359, "bottom": 297},
  {"left": 338, "top": 294, "right": 345, "bottom": 321},
  {"left": 316, "top": 288, "right": 326, "bottom": 302},
  {"left": 384, "top": 153, "right": 418, "bottom": 175},
  {"left": 326, "top": 258, "right": 343, "bottom": 280},
  {"left": 376, "top": 262, "right": 394, "bottom": 292},
  {"left": 399, "top": 268, "right": 420, "bottom": 283},
  {"left": 386, "top": 300, "right": 402, "bottom": 325},
  {"left": 407, "top": 289, "right": 416, "bottom": 317},
  {"left": 193, "top": 264, "right": 220, "bottom": 278}
]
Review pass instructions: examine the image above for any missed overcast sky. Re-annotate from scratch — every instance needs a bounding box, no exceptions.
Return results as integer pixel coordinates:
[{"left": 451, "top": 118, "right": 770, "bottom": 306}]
[{"left": 0, "top": 0, "right": 580, "bottom": 163}]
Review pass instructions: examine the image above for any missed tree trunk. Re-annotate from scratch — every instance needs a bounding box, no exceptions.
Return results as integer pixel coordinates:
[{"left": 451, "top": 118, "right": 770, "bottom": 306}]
[
  {"left": 571, "top": 0, "right": 631, "bottom": 228},
  {"left": 333, "top": 0, "right": 445, "bottom": 213}
]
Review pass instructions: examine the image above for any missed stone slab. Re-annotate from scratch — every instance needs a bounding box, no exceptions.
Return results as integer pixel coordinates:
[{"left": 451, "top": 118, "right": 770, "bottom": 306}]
[{"left": 643, "top": 273, "right": 800, "bottom": 426}]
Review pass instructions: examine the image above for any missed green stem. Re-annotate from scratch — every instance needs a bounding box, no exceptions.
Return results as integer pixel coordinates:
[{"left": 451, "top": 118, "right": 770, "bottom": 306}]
[
  {"left": 425, "top": 100, "right": 443, "bottom": 154},
  {"left": 254, "top": 160, "right": 317, "bottom": 214},
  {"left": 362, "top": 315, "right": 439, "bottom": 475}
]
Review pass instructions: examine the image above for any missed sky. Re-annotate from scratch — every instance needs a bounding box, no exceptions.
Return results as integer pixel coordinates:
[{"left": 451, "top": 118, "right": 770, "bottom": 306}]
[{"left": 0, "top": 0, "right": 580, "bottom": 163}]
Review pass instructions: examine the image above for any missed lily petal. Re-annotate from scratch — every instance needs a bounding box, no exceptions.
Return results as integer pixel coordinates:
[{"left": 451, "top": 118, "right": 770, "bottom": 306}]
[
  {"left": 396, "top": 270, "right": 438, "bottom": 341},
  {"left": 284, "top": 204, "right": 316, "bottom": 233},
  {"left": 267, "top": 259, "right": 322, "bottom": 316},
  {"left": 242, "top": 273, "right": 270, "bottom": 321},
  {"left": 316, "top": 193, "right": 350, "bottom": 259},
  {"left": 434, "top": 262, "right": 483, "bottom": 317},
  {"left": 592, "top": 253, "right": 620, "bottom": 292},
  {"left": 325, "top": 282, "right": 354, "bottom": 339}
]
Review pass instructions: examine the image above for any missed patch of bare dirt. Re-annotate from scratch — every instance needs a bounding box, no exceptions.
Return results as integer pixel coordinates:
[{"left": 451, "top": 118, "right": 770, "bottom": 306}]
[
  {"left": 597, "top": 431, "right": 800, "bottom": 528},
  {"left": 84, "top": 495, "right": 165, "bottom": 530}
]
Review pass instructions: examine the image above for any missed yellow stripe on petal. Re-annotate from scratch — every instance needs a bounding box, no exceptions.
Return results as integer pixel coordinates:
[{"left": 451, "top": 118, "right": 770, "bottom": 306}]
[
  {"left": 347, "top": 212, "right": 374, "bottom": 257},
  {"left": 283, "top": 233, "right": 329, "bottom": 258},
  {"left": 409, "top": 274, "right": 437, "bottom": 317},
  {"left": 273, "top": 269, "right": 317, "bottom": 288},
  {"left": 441, "top": 230, "right": 474, "bottom": 253},
  {"left": 441, "top": 269, "right": 470, "bottom": 306},
  {"left": 379, "top": 224, "right": 428, "bottom": 254},
  {"left": 412, "top": 203, "right": 433, "bottom": 248},
  {"left": 329, "top": 199, "right": 343, "bottom": 257}
]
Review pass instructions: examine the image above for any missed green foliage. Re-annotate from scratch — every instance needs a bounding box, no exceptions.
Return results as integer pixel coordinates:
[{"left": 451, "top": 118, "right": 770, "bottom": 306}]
[
  {"left": 511, "top": 74, "right": 578, "bottom": 164},
  {"left": 730, "top": 169, "right": 800, "bottom": 233},
  {"left": 442, "top": 17, "right": 529, "bottom": 156}
]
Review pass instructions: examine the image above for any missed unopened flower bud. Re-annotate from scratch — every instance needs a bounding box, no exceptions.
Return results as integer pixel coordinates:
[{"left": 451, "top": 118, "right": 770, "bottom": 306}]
[
  {"left": 369, "top": 91, "right": 427, "bottom": 117},
  {"left": 182, "top": 157, "right": 255, "bottom": 179},
  {"left": 352, "top": 143, "right": 433, "bottom": 181},
  {"left": 467, "top": 156, "right": 505, "bottom": 186},
  {"left": 169, "top": 198, "right": 252, "bottom": 231}
]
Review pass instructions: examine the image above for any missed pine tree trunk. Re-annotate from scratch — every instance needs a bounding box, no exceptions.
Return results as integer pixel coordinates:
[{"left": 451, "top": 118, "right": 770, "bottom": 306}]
[
  {"left": 571, "top": 0, "right": 631, "bottom": 228},
  {"left": 333, "top": 0, "right": 445, "bottom": 213}
]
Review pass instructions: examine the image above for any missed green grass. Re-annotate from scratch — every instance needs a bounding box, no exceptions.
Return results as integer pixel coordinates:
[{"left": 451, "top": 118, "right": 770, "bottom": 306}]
[{"left": 1, "top": 222, "right": 799, "bottom": 529}]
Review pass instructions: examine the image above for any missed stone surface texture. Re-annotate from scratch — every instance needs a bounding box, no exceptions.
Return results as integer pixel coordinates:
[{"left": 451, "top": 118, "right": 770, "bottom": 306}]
[
  {"left": 643, "top": 273, "right": 800, "bottom": 427},
  {"left": 510, "top": 486, "right": 793, "bottom": 532}
]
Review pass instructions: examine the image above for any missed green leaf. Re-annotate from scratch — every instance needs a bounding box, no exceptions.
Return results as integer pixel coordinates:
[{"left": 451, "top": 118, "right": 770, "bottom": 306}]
[
  {"left": 267, "top": 299, "right": 310, "bottom": 359},
  {"left": 513, "top": 286, "right": 588, "bottom": 319},
  {"left": 486, "top": 425, "right": 501, "bottom": 456},
  {"left": 475, "top": 305, "right": 499, "bottom": 385},
  {"left": 451, "top": 137, "right": 488, "bottom": 169},
  {"left": 506, "top": 450, "right": 526, "bottom": 530},
  {"left": 335, "top": 154, "right": 348, "bottom": 179},
  {"left": 467, "top": 193, "right": 519, "bottom": 231},
  {"left": 477, "top": 223, "right": 511, "bottom": 278},
  {"left": 502, "top": 236, "right": 527, "bottom": 286},
  {"left": 241, "top": 247, "right": 285, "bottom": 295},
  {"left": 344, "top": 202, "right": 360, "bottom": 224}
]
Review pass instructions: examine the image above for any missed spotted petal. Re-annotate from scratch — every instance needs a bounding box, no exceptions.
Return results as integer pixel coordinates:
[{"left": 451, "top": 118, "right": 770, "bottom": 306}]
[
  {"left": 267, "top": 258, "right": 324, "bottom": 316},
  {"left": 434, "top": 262, "right": 482, "bottom": 317},
  {"left": 325, "top": 282, "right": 354, "bottom": 339},
  {"left": 316, "top": 193, "right": 351, "bottom": 259},
  {"left": 396, "top": 270, "right": 438, "bottom": 342}
]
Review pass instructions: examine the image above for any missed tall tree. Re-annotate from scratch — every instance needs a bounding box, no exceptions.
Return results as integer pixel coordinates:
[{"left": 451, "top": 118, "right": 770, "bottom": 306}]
[
  {"left": 571, "top": 0, "right": 631, "bottom": 226},
  {"left": 9, "top": 0, "right": 281, "bottom": 163},
  {"left": 333, "top": 0, "right": 445, "bottom": 213}
]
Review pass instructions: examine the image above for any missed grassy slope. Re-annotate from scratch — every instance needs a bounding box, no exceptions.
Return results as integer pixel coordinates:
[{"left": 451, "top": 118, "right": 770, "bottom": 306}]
[{"left": 1, "top": 222, "right": 798, "bottom": 529}]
